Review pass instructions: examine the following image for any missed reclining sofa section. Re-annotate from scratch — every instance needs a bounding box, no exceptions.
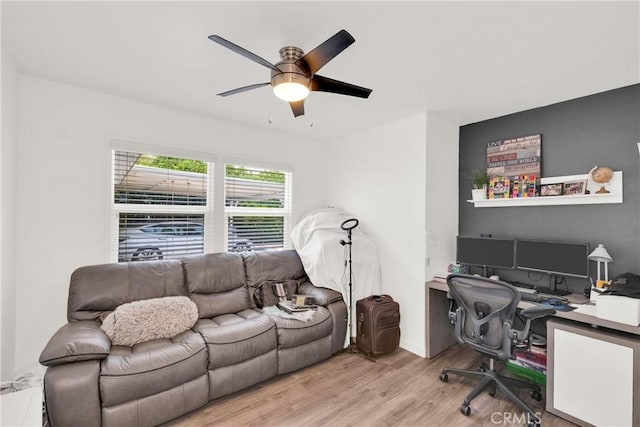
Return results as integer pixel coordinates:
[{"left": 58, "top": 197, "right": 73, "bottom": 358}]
[{"left": 39, "top": 249, "right": 347, "bottom": 427}]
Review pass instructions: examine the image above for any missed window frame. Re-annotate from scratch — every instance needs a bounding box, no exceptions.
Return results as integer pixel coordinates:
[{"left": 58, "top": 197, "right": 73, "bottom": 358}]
[
  {"left": 223, "top": 161, "right": 293, "bottom": 252},
  {"left": 108, "top": 141, "right": 295, "bottom": 261},
  {"left": 109, "top": 140, "right": 217, "bottom": 262}
]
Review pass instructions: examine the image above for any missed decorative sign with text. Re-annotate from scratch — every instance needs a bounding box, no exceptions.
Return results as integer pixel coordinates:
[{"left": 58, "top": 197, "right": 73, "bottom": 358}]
[{"left": 486, "top": 134, "right": 541, "bottom": 177}]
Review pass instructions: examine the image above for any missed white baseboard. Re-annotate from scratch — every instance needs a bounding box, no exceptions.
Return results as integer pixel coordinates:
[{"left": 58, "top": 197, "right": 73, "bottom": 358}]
[{"left": 400, "top": 338, "right": 426, "bottom": 358}]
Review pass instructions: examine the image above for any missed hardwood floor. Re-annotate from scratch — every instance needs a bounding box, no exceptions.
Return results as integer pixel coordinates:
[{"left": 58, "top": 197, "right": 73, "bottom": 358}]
[{"left": 166, "top": 345, "right": 575, "bottom": 427}]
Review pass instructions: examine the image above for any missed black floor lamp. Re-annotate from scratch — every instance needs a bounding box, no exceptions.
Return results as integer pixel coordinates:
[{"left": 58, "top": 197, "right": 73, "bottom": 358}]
[{"left": 339, "top": 218, "right": 359, "bottom": 348}]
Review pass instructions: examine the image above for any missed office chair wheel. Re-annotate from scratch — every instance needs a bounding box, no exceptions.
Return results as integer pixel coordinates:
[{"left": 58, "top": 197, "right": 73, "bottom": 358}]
[
  {"left": 460, "top": 403, "right": 471, "bottom": 416},
  {"left": 488, "top": 389, "right": 496, "bottom": 397},
  {"left": 439, "top": 372, "right": 449, "bottom": 382},
  {"left": 530, "top": 390, "right": 543, "bottom": 401},
  {"left": 527, "top": 419, "right": 540, "bottom": 427}
]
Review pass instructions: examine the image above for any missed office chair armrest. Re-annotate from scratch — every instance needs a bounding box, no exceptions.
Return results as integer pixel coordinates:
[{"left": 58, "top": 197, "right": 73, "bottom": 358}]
[{"left": 520, "top": 305, "right": 556, "bottom": 320}]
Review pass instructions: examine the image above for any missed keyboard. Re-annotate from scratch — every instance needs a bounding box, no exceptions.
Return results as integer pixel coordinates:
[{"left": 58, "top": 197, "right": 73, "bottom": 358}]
[{"left": 518, "top": 291, "right": 569, "bottom": 305}]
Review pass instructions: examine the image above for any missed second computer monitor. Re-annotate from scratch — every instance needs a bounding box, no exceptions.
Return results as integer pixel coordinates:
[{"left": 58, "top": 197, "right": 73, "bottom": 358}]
[{"left": 515, "top": 239, "right": 589, "bottom": 278}]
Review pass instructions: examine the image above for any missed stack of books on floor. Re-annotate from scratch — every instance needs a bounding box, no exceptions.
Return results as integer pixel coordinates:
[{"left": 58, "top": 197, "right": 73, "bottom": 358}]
[{"left": 506, "top": 348, "right": 547, "bottom": 385}]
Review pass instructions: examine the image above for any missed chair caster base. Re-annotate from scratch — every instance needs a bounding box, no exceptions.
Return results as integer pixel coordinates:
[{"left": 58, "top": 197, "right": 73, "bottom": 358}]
[
  {"left": 530, "top": 390, "right": 542, "bottom": 401},
  {"left": 460, "top": 403, "right": 471, "bottom": 416}
]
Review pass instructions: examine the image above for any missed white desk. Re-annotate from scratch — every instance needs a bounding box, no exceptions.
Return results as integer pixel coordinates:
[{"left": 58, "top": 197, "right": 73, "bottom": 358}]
[{"left": 425, "top": 280, "right": 640, "bottom": 426}]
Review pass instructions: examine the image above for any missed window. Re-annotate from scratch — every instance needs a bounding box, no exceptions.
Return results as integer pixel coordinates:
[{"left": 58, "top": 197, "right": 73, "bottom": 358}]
[
  {"left": 112, "top": 150, "right": 211, "bottom": 262},
  {"left": 111, "top": 145, "right": 294, "bottom": 261},
  {"left": 224, "top": 164, "right": 292, "bottom": 252}
]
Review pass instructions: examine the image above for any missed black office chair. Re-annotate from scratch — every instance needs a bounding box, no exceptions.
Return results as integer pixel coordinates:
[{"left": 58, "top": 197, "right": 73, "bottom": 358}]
[{"left": 439, "top": 274, "right": 556, "bottom": 427}]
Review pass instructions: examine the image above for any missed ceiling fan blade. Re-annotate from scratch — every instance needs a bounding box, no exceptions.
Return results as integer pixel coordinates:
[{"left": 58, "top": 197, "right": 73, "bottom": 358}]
[
  {"left": 311, "top": 75, "right": 372, "bottom": 98},
  {"left": 217, "top": 82, "right": 270, "bottom": 97},
  {"left": 289, "top": 100, "right": 305, "bottom": 117},
  {"left": 208, "top": 35, "right": 281, "bottom": 73},
  {"left": 296, "top": 29, "right": 355, "bottom": 74}
]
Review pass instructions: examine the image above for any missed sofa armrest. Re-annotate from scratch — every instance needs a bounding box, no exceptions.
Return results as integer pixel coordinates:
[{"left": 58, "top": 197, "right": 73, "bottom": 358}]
[
  {"left": 40, "top": 320, "right": 111, "bottom": 367},
  {"left": 298, "top": 281, "right": 343, "bottom": 306}
]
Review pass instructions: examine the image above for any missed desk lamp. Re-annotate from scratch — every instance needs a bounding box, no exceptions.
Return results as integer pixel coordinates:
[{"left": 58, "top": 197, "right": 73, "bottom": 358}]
[{"left": 589, "top": 244, "right": 613, "bottom": 285}]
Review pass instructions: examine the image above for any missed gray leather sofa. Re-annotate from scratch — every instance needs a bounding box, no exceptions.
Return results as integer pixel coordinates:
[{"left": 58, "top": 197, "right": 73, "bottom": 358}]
[{"left": 39, "top": 250, "right": 347, "bottom": 427}]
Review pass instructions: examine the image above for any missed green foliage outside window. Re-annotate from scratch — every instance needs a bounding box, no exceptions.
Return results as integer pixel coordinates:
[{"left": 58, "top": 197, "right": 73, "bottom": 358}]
[
  {"left": 137, "top": 155, "right": 207, "bottom": 174},
  {"left": 133, "top": 158, "right": 283, "bottom": 187},
  {"left": 225, "top": 165, "right": 284, "bottom": 183}
]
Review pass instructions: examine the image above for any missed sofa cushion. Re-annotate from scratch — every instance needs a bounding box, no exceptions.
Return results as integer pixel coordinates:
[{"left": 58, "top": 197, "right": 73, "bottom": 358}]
[
  {"left": 68, "top": 260, "right": 186, "bottom": 322},
  {"left": 194, "top": 309, "right": 277, "bottom": 369},
  {"left": 101, "top": 296, "right": 198, "bottom": 346},
  {"left": 182, "top": 253, "right": 250, "bottom": 318},
  {"left": 278, "top": 335, "right": 333, "bottom": 375},
  {"left": 99, "top": 330, "right": 207, "bottom": 407},
  {"left": 271, "top": 306, "right": 333, "bottom": 349},
  {"left": 242, "top": 250, "right": 308, "bottom": 308},
  {"left": 252, "top": 279, "right": 301, "bottom": 308},
  {"left": 101, "top": 375, "right": 209, "bottom": 427}
]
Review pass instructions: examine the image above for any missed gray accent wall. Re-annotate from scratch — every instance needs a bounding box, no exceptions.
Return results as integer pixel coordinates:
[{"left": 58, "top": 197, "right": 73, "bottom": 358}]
[{"left": 459, "top": 84, "right": 640, "bottom": 293}]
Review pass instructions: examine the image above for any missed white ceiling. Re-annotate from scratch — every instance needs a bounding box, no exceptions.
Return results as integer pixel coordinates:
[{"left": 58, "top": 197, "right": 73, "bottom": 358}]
[{"left": 2, "top": 1, "right": 639, "bottom": 141}]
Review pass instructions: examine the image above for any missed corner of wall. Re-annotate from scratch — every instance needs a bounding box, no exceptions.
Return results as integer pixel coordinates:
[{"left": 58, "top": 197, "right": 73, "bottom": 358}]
[
  {"left": 1, "top": 50, "right": 19, "bottom": 381},
  {"left": 425, "top": 112, "right": 459, "bottom": 282},
  {"left": 324, "top": 112, "right": 428, "bottom": 357}
]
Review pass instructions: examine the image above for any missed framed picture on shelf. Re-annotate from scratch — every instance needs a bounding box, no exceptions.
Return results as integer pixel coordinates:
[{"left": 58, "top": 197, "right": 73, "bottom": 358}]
[
  {"left": 489, "top": 176, "right": 511, "bottom": 199},
  {"left": 540, "top": 183, "right": 563, "bottom": 196},
  {"left": 563, "top": 180, "right": 587, "bottom": 196}
]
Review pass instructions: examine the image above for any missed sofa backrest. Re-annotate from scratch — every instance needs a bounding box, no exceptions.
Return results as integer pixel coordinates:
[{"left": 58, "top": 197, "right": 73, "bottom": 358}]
[
  {"left": 182, "top": 252, "right": 250, "bottom": 318},
  {"left": 68, "top": 260, "right": 186, "bottom": 322},
  {"left": 242, "top": 249, "right": 308, "bottom": 307}
]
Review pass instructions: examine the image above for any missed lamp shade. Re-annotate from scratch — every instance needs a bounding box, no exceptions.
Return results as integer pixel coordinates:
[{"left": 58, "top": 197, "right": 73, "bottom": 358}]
[{"left": 589, "top": 244, "right": 612, "bottom": 262}]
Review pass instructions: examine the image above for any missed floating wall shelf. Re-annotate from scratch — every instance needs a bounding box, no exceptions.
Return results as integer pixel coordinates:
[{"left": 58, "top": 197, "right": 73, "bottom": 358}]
[{"left": 467, "top": 171, "right": 623, "bottom": 208}]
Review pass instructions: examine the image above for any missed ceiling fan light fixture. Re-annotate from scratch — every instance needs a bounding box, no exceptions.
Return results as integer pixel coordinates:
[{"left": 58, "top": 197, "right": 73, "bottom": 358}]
[
  {"left": 209, "top": 31, "right": 372, "bottom": 116},
  {"left": 273, "top": 82, "right": 310, "bottom": 102}
]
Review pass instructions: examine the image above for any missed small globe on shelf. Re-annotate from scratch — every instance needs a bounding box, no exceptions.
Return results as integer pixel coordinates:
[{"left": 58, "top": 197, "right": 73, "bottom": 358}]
[{"left": 590, "top": 166, "right": 614, "bottom": 194}]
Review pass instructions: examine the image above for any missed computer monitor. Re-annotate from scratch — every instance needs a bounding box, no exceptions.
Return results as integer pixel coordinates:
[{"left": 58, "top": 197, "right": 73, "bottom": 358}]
[
  {"left": 456, "top": 236, "right": 515, "bottom": 270},
  {"left": 515, "top": 239, "right": 590, "bottom": 278}
]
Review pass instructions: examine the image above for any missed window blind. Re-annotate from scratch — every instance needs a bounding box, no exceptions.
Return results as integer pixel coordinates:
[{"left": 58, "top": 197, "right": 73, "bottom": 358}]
[
  {"left": 118, "top": 213, "right": 205, "bottom": 261},
  {"left": 224, "top": 165, "right": 286, "bottom": 209},
  {"left": 227, "top": 216, "right": 284, "bottom": 251},
  {"left": 113, "top": 151, "right": 207, "bottom": 206},
  {"left": 112, "top": 150, "right": 210, "bottom": 262},
  {"left": 224, "top": 164, "right": 292, "bottom": 252}
]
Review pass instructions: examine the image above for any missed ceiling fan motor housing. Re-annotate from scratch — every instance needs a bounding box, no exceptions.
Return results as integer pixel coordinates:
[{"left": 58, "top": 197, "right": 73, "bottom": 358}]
[{"left": 271, "top": 46, "right": 310, "bottom": 88}]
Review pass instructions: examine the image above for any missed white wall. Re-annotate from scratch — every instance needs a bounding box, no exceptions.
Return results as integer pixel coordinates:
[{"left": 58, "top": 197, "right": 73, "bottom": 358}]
[
  {"left": 425, "top": 112, "right": 459, "bottom": 280},
  {"left": 1, "top": 51, "right": 19, "bottom": 382},
  {"left": 14, "top": 75, "right": 326, "bottom": 371},
  {"left": 325, "top": 113, "right": 427, "bottom": 356}
]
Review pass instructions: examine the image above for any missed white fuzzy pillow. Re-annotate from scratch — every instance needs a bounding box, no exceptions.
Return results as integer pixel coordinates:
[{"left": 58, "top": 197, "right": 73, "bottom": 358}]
[{"left": 101, "top": 296, "right": 198, "bottom": 346}]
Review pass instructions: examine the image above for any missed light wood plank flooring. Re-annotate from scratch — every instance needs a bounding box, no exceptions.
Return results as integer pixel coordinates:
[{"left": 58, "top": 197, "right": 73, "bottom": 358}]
[{"left": 166, "top": 345, "right": 575, "bottom": 427}]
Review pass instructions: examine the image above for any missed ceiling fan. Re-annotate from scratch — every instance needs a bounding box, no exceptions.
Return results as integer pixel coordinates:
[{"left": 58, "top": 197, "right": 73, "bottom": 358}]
[{"left": 208, "top": 29, "right": 372, "bottom": 118}]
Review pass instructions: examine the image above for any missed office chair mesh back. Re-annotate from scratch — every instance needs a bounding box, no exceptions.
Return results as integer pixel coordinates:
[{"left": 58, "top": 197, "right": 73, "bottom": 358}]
[{"left": 447, "top": 274, "right": 521, "bottom": 359}]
